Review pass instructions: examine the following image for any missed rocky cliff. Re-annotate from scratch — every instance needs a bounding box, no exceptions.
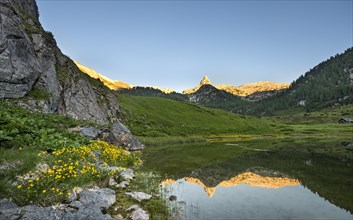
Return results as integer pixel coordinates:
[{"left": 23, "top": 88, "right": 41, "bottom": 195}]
[{"left": 0, "top": 0, "right": 120, "bottom": 125}]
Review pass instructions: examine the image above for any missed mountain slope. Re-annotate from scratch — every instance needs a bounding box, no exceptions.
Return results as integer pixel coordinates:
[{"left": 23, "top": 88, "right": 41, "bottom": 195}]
[{"left": 247, "top": 48, "right": 353, "bottom": 115}]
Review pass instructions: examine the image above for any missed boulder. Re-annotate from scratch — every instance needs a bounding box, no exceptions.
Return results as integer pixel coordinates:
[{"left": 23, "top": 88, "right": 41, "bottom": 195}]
[
  {"left": 100, "top": 120, "right": 144, "bottom": 151},
  {"left": 125, "top": 192, "right": 152, "bottom": 202},
  {"left": 119, "top": 168, "right": 135, "bottom": 181},
  {"left": 169, "top": 195, "right": 177, "bottom": 201},
  {"left": 73, "top": 188, "right": 116, "bottom": 209},
  {"left": 126, "top": 205, "right": 149, "bottom": 220}
]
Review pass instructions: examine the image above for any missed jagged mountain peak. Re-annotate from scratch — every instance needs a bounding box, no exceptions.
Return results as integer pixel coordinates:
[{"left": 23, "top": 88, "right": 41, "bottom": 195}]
[
  {"left": 183, "top": 76, "right": 212, "bottom": 94},
  {"left": 200, "top": 75, "right": 211, "bottom": 85}
]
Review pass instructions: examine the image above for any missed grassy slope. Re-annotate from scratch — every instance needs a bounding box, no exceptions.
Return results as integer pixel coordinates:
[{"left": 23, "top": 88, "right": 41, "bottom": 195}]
[
  {"left": 274, "top": 104, "right": 353, "bottom": 124},
  {"left": 119, "top": 95, "right": 353, "bottom": 142},
  {"left": 118, "top": 95, "right": 281, "bottom": 137}
]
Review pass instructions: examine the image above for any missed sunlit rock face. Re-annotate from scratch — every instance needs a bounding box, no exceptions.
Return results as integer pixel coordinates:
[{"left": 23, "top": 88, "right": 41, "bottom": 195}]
[
  {"left": 161, "top": 172, "right": 300, "bottom": 197},
  {"left": 74, "top": 61, "right": 132, "bottom": 90}
]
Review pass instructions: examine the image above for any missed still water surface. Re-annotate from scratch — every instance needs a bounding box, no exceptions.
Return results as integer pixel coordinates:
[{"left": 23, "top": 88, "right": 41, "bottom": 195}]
[{"left": 143, "top": 138, "right": 353, "bottom": 219}]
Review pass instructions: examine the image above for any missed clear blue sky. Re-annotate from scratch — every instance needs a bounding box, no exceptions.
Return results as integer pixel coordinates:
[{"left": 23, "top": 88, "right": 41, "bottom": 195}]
[{"left": 37, "top": 0, "right": 352, "bottom": 92}]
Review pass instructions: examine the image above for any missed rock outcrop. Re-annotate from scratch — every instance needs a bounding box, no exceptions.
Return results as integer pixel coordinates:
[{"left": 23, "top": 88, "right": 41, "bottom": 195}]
[
  {"left": 0, "top": 187, "right": 116, "bottom": 220},
  {"left": 125, "top": 192, "right": 152, "bottom": 202},
  {"left": 0, "top": 0, "right": 120, "bottom": 125}
]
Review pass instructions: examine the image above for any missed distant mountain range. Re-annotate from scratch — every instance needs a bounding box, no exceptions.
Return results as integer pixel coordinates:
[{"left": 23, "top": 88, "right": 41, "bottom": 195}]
[
  {"left": 183, "top": 75, "right": 289, "bottom": 97},
  {"left": 75, "top": 62, "right": 288, "bottom": 99},
  {"left": 75, "top": 47, "right": 353, "bottom": 115}
]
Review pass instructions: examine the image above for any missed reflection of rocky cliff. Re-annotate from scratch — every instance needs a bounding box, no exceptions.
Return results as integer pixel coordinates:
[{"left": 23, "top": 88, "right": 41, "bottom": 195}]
[{"left": 161, "top": 172, "right": 300, "bottom": 197}]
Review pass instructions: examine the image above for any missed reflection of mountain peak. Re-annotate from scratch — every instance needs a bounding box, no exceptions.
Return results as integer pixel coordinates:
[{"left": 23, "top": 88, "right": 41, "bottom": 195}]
[{"left": 161, "top": 172, "right": 300, "bottom": 197}]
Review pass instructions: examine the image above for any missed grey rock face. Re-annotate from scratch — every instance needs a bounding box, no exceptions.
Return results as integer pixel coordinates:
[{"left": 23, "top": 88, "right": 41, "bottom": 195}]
[
  {"left": 125, "top": 192, "right": 152, "bottom": 202},
  {"left": 11, "top": 0, "right": 39, "bottom": 19},
  {"left": 80, "top": 126, "right": 102, "bottom": 139},
  {"left": 30, "top": 33, "right": 61, "bottom": 112},
  {"left": 0, "top": 199, "right": 18, "bottom": 210},
  {"left": 0, "top": 2, "right": 41, "bottom": 98}
]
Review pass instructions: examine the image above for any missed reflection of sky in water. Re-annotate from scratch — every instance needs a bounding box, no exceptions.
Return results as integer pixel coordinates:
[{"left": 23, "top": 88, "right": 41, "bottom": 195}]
[{"left": 164, "top": 179, "right": 353, "bottom": 220}]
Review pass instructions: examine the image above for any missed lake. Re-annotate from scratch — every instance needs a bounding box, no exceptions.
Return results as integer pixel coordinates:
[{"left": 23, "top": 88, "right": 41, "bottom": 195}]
[{"left": 142, "top": 138, "right": 353, "bottom": 219}]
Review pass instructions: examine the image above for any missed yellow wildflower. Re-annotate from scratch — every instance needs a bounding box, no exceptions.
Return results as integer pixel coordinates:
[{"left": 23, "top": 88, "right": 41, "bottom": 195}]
[{"left": 17, "top": 185, "right": 22, "bottom": 189}]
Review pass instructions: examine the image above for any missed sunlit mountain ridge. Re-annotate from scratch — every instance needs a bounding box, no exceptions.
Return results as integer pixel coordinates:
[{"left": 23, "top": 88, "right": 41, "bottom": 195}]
[
  {"left": 183, "top": 75, "right": 289, "bottom": 96},
  {"left": 75, "top": 62, "right": 288, "bottom": 96},
  {"left": 75, "top": 61, "right": 175, "bottom": 93}
]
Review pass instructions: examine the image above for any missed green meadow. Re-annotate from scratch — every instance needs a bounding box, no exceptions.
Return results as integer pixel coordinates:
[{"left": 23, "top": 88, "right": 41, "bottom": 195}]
[{"left": 118, "top": 95, "right": 353, "bottom": 144}]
